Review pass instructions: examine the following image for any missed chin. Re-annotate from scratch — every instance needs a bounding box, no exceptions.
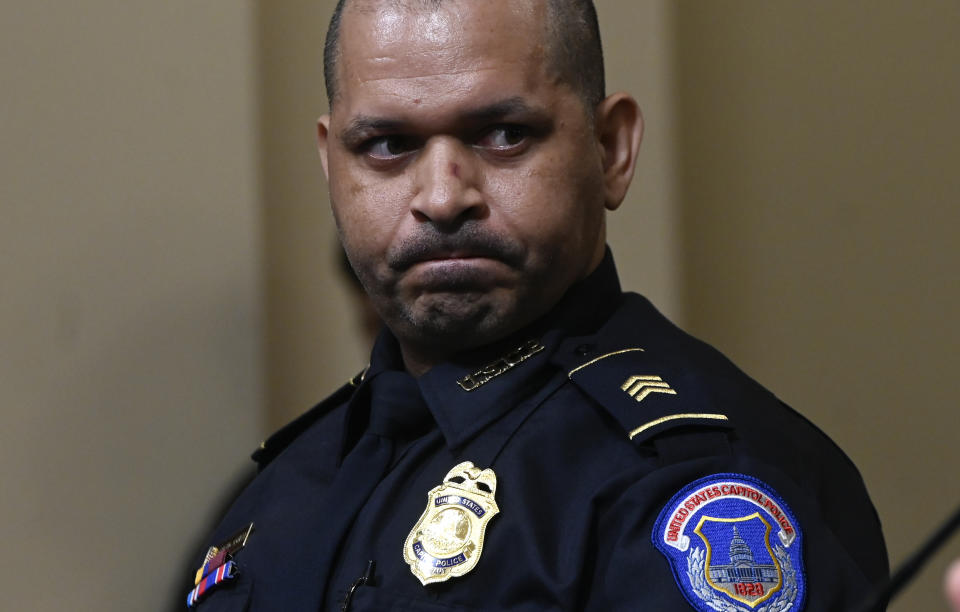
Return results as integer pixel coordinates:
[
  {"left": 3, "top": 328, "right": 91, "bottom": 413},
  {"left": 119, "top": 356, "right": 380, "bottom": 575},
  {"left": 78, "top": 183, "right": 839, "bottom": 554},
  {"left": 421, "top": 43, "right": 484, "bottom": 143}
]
[{"left": 396, "top": 294, "right": 519, "bottom": 349}]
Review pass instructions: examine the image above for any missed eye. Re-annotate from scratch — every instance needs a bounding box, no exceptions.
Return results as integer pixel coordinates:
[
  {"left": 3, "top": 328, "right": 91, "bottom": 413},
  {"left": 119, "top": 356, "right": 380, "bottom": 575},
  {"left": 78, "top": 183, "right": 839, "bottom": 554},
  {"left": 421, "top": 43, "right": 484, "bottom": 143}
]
[
  {"left": 476, "top": 125, "right": 529, "bottom": 153},
  {"left": 364, "top": 135, "right": 417, "bottom": 160}
]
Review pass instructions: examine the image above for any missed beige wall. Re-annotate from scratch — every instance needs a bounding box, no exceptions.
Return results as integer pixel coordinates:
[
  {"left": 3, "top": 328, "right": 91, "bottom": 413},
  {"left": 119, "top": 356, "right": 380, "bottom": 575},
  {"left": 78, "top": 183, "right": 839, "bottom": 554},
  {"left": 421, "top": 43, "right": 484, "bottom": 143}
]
[
  {"left": 675, "top": 2, "right": 960, "bottom": 610},
  {"left": 600, "top": 1, "right": 683, "bottom": 320},
  {"left": 0, "top": 2, "right": 262, "bottom": 609},
  {"left": 258, "top": 0, "right": 368, "bottom": 430},
  {"left": 4, "top": 1, "right": 956, "bottom": 610}
]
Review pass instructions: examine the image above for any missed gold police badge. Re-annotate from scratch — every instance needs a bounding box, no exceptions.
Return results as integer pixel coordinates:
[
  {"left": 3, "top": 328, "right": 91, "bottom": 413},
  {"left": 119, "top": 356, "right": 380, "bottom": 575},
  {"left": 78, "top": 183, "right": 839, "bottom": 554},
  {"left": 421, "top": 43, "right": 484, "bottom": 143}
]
[{"left": 404, "top": 461, "right": 499, "bottom": 585}]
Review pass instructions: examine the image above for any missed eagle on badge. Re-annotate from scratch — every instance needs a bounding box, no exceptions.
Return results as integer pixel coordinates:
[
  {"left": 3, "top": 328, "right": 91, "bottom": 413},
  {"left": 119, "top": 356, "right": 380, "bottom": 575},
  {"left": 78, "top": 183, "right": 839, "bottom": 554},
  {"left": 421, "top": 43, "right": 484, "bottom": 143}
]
[{"left": 404, "top": 461, "right": 499, "bottom": 585}]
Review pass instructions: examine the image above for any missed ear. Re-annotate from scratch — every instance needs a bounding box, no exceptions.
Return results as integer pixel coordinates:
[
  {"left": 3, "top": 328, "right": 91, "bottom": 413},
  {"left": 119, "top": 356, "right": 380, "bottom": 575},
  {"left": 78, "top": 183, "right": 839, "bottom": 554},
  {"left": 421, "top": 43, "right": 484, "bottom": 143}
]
[
  {"left": 316, "top": 114, "right": 332, "bottom": 179},
  {"left": 594, "top": 93, "right": 643, "bottom": 211}
]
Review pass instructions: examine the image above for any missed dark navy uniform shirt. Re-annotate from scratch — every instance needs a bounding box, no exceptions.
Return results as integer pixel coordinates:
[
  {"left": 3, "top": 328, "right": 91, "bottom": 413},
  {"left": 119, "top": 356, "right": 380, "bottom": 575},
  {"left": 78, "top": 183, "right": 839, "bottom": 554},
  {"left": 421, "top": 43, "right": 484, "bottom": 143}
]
[{"left": 191, "top": 251, "right": 887, "bottom": 611}]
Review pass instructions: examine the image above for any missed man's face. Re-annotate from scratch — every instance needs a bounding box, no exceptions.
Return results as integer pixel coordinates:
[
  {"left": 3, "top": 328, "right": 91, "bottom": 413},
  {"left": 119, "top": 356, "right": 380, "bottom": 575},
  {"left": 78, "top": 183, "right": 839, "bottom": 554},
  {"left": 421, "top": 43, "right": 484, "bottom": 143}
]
[{"left": 319, "top": 0, "right": 610, "bottom": 360}]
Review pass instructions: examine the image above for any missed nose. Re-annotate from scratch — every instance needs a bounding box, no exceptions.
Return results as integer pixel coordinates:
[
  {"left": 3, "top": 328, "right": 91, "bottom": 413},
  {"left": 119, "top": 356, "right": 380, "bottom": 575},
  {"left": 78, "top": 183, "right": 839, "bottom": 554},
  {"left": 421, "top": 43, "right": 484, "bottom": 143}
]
[{"left": 410, "top": 137, "right": 484, "bottom": 228}]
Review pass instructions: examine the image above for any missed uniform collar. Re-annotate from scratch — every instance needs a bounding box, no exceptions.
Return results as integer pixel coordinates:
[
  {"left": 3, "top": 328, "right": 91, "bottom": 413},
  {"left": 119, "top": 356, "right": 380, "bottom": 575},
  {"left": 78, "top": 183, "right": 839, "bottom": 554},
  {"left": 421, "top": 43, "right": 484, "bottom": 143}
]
[{"left": 366, "top": 248, "right": 624, "bottom": 451}]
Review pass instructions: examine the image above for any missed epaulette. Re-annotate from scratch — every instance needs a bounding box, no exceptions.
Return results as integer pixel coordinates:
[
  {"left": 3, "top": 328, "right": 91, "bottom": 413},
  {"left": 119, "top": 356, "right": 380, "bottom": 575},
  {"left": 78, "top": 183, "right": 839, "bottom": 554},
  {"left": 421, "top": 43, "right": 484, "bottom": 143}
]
[
  {"left": 250, "top": 369, "right": 365, "bottom": 469},
  {"left": 550, "top": 341, "right": 734, "bottom": 447}
]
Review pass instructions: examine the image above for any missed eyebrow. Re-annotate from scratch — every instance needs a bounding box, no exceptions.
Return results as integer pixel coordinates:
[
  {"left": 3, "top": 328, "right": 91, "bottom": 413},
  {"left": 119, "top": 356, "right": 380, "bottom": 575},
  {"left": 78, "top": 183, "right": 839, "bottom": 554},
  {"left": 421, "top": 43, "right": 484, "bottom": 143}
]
[
  {"left": 460, "top": 97, "right": 537, "bottom": 124},
  {"left": 338, "top": 97, "right": 540, "bottom": 146}
]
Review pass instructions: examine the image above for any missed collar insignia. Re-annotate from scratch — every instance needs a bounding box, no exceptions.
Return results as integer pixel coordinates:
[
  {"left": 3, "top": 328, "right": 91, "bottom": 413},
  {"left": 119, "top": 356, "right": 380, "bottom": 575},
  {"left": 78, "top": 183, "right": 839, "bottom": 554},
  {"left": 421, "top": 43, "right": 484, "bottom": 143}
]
[
  {"left": 457, "top": 339, "right": 544, "bottom": 391},
  {"left": 653, "top": 474, "right": 806, "bottom": 612},
  {"left": 404, "top": 461, "right": 500, "bottom": 585}
]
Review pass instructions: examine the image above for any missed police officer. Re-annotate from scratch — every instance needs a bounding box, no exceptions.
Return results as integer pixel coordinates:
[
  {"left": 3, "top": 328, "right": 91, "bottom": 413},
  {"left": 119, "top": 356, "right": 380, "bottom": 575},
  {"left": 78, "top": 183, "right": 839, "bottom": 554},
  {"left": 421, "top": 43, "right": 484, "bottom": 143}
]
[{"left": 186, "top": 1, "right": 888, "bottom": 610}]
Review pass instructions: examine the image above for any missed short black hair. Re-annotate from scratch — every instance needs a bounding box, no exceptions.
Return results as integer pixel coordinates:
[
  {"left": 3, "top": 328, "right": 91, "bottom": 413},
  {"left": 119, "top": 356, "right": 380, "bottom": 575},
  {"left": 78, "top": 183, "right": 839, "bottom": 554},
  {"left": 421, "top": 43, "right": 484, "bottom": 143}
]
[{"left": 323, "top": 0, "right": 605, "bottom": 112}]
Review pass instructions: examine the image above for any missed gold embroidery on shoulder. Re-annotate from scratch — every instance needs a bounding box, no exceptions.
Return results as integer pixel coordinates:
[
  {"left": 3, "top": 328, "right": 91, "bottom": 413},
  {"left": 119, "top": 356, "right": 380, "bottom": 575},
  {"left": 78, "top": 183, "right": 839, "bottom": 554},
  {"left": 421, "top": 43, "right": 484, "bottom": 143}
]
[
  {"left": 567, "top": 348, "right": 645, "bottom": 377},
  {"left": 621, "top": 375, "right": 677, "bottom": 402},
  {"left": 628, "top": 413, "right": 729, "bottom": 440}
]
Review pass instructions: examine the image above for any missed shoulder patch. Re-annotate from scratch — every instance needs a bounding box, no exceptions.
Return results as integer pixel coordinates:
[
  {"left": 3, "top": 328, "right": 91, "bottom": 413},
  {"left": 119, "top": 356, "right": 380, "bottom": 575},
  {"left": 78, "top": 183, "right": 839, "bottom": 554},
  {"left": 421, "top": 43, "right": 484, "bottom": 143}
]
[
  {"left": 653, "top": 473, "right": 806, "bottom": 612},
  {"left": 553, "top": 344, "right": 733, "bottom": 444}
]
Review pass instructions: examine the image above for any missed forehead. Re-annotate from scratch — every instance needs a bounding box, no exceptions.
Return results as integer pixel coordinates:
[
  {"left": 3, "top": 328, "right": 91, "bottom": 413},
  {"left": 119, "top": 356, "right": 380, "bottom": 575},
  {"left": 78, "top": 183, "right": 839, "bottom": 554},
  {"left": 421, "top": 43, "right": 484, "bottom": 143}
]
[{"left": 334, "top": 0, "right": 558, "bottom": 117}]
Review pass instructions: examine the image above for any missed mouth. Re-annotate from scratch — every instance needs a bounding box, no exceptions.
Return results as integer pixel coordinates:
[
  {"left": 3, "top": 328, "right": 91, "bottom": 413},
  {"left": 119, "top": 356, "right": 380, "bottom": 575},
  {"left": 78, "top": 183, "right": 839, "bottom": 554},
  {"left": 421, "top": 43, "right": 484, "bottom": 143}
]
[
  {"left": 388, "top": 229, "right": 523, "bottom": 272},
  {"left": 410, "top": 250, "right": 498, "bottom": 266},
  {"left": 408, "top": 252, "right": 504, "bottom": 276},
  {"left": 389, "top": 237, "right": 523, "bottom": 293},
  {"left": 406, "top": 255, "right": 507, "bottom": 289}
]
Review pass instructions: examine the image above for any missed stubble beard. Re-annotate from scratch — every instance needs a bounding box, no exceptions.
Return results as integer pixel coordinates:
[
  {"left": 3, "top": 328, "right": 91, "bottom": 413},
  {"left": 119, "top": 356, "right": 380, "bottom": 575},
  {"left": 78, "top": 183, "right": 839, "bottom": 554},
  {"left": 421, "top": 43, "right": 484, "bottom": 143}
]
[
  {"left": 345, "top": 220, "right": 535, "bottom": 354},
  {"left": 379, "top": 287, "right": 518, "bottom": 356}
]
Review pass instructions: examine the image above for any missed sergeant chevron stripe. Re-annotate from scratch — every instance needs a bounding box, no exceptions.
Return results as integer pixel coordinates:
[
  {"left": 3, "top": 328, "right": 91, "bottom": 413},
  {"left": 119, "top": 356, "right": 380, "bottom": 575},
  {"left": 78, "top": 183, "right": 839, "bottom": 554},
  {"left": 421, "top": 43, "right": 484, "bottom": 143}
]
[{"left": 621, "top": 375, "right": 677, "bottom": 402}]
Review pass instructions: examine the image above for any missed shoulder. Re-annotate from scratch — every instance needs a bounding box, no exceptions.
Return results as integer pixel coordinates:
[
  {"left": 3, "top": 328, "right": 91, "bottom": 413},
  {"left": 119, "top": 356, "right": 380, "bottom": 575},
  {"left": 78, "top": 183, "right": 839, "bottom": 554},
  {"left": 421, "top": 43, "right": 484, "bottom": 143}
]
[
  {"left": 542, "top": 293, "right": 888, "bottom": 594},
  {"left": 549, "top": 293, "right": 789, "bottom": 449},
  {"left": 550, "top": 293, "right": 861, "bottom": 475},
  {"left": 250, "top": 370, "right": 363, "bottom": 469}
]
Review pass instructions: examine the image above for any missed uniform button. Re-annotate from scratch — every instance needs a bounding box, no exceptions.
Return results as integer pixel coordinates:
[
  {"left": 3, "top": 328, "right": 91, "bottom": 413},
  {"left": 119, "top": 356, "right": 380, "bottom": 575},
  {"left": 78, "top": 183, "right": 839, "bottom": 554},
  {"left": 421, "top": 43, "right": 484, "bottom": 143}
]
[{"left": 575, "top": 344, "right": 594, "bottom": 356}]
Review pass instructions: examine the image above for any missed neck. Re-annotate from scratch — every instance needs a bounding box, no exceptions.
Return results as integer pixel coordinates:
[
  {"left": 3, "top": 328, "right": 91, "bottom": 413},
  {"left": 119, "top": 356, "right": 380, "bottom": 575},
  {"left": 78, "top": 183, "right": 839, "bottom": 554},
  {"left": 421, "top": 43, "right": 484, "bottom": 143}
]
[
  {"left": 399, "top": 344, "right": 442, "bottom": 378},
  {"left": 397, "top": 335, "right": 506, "bottom": 378}
]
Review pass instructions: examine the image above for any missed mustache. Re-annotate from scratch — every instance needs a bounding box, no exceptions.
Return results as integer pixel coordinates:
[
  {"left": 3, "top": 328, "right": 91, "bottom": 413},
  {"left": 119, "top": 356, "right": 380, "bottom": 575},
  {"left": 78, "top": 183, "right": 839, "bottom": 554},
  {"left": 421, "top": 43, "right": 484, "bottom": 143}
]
[{"left": 386, "top": 225, "right": 524, "bottom": 271}]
